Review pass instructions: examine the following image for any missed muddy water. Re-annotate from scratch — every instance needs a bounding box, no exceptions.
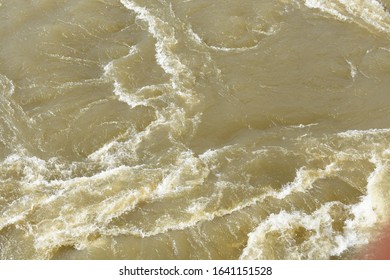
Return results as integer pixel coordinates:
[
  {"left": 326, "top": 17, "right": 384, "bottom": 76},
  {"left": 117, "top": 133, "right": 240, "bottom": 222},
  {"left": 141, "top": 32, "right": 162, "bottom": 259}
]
[{"left": 0, "top": 0, "right": 389, "bottom": 259}]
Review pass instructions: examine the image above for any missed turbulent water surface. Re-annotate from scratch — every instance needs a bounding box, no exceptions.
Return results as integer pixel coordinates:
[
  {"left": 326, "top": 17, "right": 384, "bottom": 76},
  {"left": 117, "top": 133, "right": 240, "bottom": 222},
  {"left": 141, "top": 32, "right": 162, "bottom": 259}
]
[{"left": 0, "top": 0, "right": 390, "bottom": 259}]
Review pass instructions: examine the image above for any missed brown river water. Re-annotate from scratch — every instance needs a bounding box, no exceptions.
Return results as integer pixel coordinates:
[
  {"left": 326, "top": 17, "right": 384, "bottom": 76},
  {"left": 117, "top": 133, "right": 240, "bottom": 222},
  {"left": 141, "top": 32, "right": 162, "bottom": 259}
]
[{"left": 0, "top": 0, "right": 390, "bottom": 259}]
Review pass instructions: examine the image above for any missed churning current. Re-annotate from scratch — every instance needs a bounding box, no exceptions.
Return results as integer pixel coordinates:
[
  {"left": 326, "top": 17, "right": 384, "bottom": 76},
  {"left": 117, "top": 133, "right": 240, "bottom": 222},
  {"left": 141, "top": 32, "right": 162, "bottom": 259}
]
[{"left": 0, "top": 0, "right": 390, "bottom": 259}]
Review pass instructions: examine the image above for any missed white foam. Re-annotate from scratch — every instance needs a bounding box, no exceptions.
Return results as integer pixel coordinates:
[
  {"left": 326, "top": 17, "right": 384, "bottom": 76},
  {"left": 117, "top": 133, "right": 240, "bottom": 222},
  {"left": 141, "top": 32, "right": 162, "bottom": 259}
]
[
  {"left": 240, "top": 148, "right": 390, "bottom": 259},
  {"left": 240, "top": 197, "right": 378, "bottom": 259},
  {"left": 346, "top": 59, "right": 358, "bottom": 80},
  {"left": 112, "top": 81, "right": 149, "bottom": 108},
  {"left": 0, "top": 74, "right": 15, "bottom": 97},
  {"left": 103, "top": 46, "right": 152, "bottom": 108},
  {"left": 15, "top": 150, "right": 209, "bottom": 251},
  {"left": 33, "top": 186, "right": 154, "bottom": 253},
  {"left": 338, "top": 0, "right": 390, "bottom": 33},
  {"left": 337, "top": 128, "right": 390, "bottom": 138},
  {"left": 365, "top": 154, "right": 390, "bottom": 219},
  {"left": 303, "top": 0, "right": 390, "bottom": 34},
  {"left": 120, "top": 0, "right": 195, "bottom": 98},
  {"left": 0, "top": 196, "right": 34, "bottom": 231},
  {"left": 271, "top": 162, "right": 341, "bottom": 200},
  {"left": 102, "top": 193, "right": 265, "bottom": 238},
  {"left": 21, "top": 163, "right": 164, "bottom": 256},
  {"left": 289, "top": 123, "right": 319, "bottom": 128},
  {"left": 304, "top": 0, "right": 350, "bottom": 21}
]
